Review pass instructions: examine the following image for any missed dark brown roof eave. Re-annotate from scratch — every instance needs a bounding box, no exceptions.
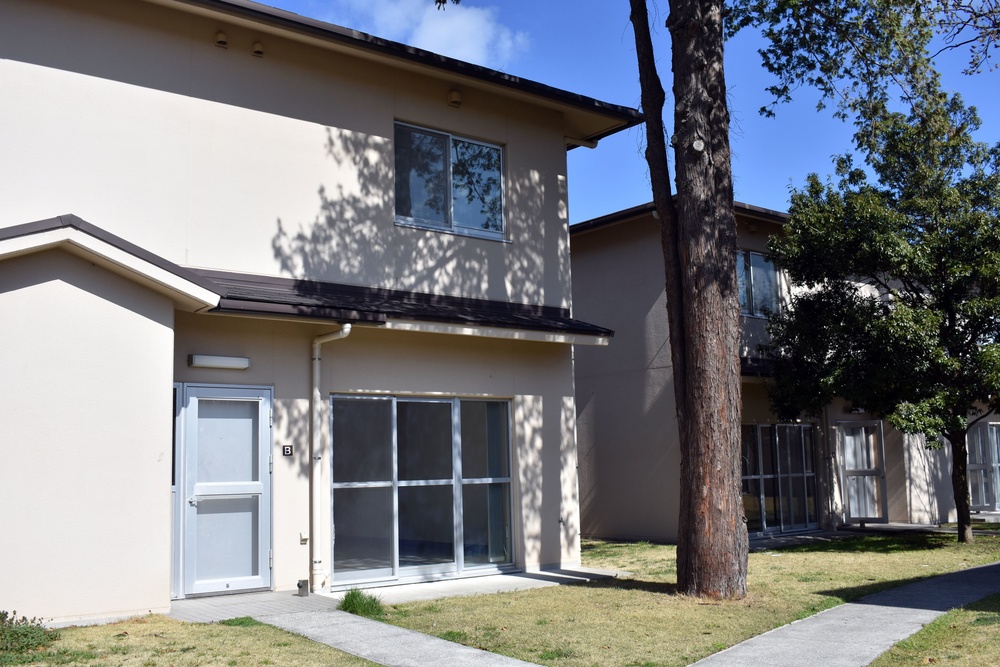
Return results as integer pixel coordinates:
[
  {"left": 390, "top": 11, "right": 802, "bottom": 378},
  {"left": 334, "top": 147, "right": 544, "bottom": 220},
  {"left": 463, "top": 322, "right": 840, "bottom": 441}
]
[
  {"left": 197, "top": 269, "right": 614, "bottom": 339},
  {"left": 570, "top": 199, "right": 789, "bottom": 236}
]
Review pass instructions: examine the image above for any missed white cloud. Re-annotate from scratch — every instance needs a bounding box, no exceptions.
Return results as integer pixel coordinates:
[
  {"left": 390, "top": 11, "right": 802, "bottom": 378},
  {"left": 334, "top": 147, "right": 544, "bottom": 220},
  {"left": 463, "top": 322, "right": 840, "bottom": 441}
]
[
  {"left": 312, "top": 0, "right": 530, "bottom": 69},
  {"left": 410, "top": 5, "right": 530, "bottom": 68}
]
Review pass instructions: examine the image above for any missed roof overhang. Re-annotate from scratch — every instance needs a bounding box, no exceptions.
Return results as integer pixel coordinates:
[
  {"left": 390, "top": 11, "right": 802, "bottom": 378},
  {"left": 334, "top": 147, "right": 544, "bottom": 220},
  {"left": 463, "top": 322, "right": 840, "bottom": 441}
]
[
  {"left": 382, "top": 320, "right": 610, "bottom": 346},
  {"left": 570, "top": 200, "right": 789, "bottom": 237},
  {"left": 145, "top": 0, "right": 642, "bottom": 146},
  {"left": 198, "top": 269, "right": 613, "bottom": 345},
  {"left": 0, "top": 215, "right": 221, "bottom": 312}
]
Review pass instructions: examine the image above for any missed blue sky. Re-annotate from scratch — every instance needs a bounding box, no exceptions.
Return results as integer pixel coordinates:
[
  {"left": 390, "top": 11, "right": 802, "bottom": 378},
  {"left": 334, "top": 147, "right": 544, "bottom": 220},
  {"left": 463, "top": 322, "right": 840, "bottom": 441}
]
[{"left": 263, "top": 0, "right": 999, "bottom": 224}]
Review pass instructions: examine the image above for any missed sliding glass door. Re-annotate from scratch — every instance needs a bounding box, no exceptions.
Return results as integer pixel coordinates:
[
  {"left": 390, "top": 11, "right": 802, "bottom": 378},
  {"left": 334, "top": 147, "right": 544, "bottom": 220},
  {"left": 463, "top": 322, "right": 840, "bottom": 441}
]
[
  {"left": 741, "top": 424, "right": 819, "bottom": 533},
  {"left": 331, "top": 396, "right": 512, "bottom": 585}
]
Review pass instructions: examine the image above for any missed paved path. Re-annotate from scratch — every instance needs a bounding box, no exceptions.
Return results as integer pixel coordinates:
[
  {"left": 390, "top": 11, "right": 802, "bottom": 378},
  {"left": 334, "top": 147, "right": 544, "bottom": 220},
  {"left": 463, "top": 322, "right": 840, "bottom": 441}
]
[
  {"left": 169, "top": 555, "right": 1000, "bottom": 667},
  {"left": 170, "top": 569, "right": 618, "bottom": 666},
  {"left": 257, "top": 608, "right": 540, "bottom": 667},
  {"left": 692, "top": 561, "right": 1000, "bottom": 667}
]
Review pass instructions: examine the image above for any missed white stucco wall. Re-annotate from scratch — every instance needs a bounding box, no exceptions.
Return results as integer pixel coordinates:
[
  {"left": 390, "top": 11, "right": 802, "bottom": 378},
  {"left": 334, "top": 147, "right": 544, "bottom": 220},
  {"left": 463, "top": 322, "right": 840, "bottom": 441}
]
[
  {"left": 0, "top": 0, "right": 573, "bottom": 309},
  {"left": 0, "top": 250, "right": 175, "bottom": 624},
  {"left": 572, "top": 214, "right": 681, "bottom": 541},
  {"left": 173, "top": 315, "right": 582, "bottom": 588}
]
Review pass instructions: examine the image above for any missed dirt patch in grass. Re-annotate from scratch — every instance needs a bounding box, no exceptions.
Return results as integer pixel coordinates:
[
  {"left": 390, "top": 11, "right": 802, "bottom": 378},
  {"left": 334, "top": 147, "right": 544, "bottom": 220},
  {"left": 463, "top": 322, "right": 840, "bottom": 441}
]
[
  {"left": 383, "top": 533, "right": 1000, "bottom": 667},
  {"left": 9, "top": 615, "right": 377, "bottom": 667},
  {"left": 871, "top": 592, "right": 1000, "bottom": 666}
]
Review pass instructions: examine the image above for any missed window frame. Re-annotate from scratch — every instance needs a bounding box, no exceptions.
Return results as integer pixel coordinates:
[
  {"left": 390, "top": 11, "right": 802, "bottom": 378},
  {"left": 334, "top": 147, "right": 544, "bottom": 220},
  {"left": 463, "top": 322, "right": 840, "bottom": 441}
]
[
  {"left": 737, "top": 249, "right": 782, "bottom": 318},
  {"left": 393, "top": 122, "right": 507, "bottom": 242},
  {"left": 329, "top": 394, "right": 514, "bottom": 587}
]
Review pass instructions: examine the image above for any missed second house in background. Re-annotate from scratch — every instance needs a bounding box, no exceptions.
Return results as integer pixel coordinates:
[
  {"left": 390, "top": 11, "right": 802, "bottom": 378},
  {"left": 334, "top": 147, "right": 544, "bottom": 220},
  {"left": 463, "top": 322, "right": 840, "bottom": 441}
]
[{"left": 571, "top": 202, "right": 969, "bottom": 543}]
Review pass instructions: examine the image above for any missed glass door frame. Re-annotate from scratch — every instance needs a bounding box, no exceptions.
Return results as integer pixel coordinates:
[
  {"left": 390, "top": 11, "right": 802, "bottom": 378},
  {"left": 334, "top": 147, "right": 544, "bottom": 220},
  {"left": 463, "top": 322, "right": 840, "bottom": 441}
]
[
  {"left": 330, "top": 394, "right": 513, "bottom": 588},
  {"left": 968, "top": 422, "right": 1000, "bottom": 511},
  {"left": 741, "top": 423, "right": 819, "bottom": 535},
  {"left": 837, "top": 420, "right": 889, "bottom": 524}
]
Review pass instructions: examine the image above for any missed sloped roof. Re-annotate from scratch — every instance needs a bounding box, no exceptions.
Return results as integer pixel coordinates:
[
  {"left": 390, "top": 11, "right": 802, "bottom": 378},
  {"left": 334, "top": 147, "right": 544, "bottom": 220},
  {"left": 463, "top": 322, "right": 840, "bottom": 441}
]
[
  {"left": 0, "top": 215, "right": 612, "bottom": 343},
  {"left": 0, "top": 214, "right": 221, "bottom": 311},
  {"left": 198, "top": 269, "right": 614, "bottom": 344},
  {"left": 570, "top": 200, "right": 789, "bottom": 237},
  {"left": 156, "top": 0, "right": 642, "bottom": 145}
]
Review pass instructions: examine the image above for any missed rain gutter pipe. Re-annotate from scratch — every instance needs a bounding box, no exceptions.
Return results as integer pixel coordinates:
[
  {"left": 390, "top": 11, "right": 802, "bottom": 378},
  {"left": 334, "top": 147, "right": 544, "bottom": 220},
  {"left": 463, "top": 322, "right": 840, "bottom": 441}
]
[{"left": 311, "top": 323, "right": 352, "bottom": 591}]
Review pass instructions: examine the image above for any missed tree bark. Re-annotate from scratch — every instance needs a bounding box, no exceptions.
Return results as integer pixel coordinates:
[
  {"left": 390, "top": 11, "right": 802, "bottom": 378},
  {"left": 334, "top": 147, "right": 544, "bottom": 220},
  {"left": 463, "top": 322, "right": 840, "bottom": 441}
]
[
  {"left": 629, "top": 0, "right": 748, "bottom": 598},
  {"left": 947, "top": 430, "right": 974, "bottom": 543}
]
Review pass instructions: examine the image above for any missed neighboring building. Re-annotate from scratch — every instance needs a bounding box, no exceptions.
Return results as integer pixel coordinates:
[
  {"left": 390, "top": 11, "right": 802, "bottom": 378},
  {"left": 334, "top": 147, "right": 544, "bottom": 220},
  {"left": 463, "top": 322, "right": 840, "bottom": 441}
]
[
  {"left": 571, "top": 202, "right": 961, "bottom": 543},
  {"left": 0, "top": 0, "right": 642, "bottom": 625}
]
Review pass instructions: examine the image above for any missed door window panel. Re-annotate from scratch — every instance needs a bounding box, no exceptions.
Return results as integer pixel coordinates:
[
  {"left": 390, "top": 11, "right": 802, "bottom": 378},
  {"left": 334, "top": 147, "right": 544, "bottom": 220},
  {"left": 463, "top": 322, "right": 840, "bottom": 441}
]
[
  {"left": 333, "top": 398, "right": 391, "bottom": 483},
  {"left": 398, "top": 485, "right": 455, "bottom": 566},
  {"left": 742, "top": 478, "right": 762, "bottom": 532},
  {"left": 741, "top": 425, "right": 759, "bottom": 477},
  {"left": 196, "top": 400, "right": 259, "bottom": 483},
  {"left": 398, "top": 401, "right": 453, "bottom": 481},
  {"left": 333, "top": 487, "right": 392, "bottom": 575},
  {"left": 461, "top": 401, "right": 510, "bottom": 479},
  {"left": 463, "top": 483, "right": 511, "bottom": 565},
  {"left": 195, "top": 497, "right": 259, "bottom": 580}
]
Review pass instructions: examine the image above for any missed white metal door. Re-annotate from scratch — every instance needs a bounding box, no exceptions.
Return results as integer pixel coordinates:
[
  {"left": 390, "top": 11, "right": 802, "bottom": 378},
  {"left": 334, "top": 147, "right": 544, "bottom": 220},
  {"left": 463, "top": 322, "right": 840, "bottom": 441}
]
[
  {"left": 182, "top": 385, "right": 272, "bottom": 595},
  {"left": 838, "top": 421, "right": 888, "bottom": 524}
]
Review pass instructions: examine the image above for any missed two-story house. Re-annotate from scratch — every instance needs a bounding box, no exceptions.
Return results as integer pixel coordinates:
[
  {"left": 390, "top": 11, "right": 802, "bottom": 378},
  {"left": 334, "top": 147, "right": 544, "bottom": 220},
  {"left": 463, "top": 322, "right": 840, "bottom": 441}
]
[
  {"left": 0, "top": 0, "right": 641, "bottom": 625},
  {"left": 570, "top": 202, "right": 962, "bottom": 543}
]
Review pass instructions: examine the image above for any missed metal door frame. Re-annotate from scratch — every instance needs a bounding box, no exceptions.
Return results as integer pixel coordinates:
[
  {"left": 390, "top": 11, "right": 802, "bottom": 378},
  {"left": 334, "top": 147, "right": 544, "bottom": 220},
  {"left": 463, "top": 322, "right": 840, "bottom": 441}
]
[
  {"left": 837, "top": 420, "right": 889, "bottom": 524},
  {"left": 174, "top": 383, "right": 273, "bottom": 597}
]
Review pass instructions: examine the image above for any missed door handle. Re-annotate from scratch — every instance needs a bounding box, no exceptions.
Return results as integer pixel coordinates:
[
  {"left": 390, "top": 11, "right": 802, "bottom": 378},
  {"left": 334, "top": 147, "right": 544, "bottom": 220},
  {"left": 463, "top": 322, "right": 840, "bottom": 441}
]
[{"left": 188, "top": 497, "right": 198, "bottom": 506}]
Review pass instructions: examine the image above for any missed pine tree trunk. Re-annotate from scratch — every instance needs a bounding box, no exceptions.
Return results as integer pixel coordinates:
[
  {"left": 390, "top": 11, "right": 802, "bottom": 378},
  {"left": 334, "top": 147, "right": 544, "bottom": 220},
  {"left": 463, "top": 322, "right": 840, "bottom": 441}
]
[
  {"left": 629, "top": 0, "right": 748, "bottom": 598},
  {"left": 947, "top": 431, "right": 974, "bottom": 543}
]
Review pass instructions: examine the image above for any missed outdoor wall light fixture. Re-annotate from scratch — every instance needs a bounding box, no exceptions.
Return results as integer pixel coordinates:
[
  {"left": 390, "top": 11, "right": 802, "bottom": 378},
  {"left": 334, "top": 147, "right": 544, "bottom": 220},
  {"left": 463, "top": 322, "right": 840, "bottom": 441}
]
[
  {"left": 215, "top": 31, "right": 229, "bottom": 48},
  {"left": 188, "top": 354, "right": 251, "bottom": 370},
  {"left": 448, "top": 89, "right": 462, "bottom": 108},
  {"left": 252, "top": 41, "right": 264, "bottom": 57}
]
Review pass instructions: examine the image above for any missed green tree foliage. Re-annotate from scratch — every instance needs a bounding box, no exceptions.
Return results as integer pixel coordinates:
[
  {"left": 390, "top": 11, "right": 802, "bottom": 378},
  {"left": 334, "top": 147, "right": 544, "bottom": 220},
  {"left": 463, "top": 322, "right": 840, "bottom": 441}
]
[
  {"left": 766, "top": 68, "right": 1000, "bottom": 542},
  {"left": 728, "top": 1, "right": 998, "bottom": 122}
]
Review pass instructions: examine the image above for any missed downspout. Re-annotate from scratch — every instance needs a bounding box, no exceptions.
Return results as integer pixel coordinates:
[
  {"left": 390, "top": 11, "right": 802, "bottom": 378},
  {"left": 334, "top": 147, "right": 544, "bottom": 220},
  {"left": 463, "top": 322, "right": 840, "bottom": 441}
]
[{"left": 311, "top": 324, "right": 352, "bottom": 592}]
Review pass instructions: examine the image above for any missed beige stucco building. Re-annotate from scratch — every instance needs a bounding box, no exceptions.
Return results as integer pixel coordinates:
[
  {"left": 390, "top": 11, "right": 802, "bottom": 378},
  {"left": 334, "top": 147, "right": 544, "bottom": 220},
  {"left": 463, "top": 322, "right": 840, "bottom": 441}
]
[
  {"left": 571, "top": 202, "right": 964, "bottom": 543},
  {"left": 0, "top": 0, "right": 641, "bottom": 625}
]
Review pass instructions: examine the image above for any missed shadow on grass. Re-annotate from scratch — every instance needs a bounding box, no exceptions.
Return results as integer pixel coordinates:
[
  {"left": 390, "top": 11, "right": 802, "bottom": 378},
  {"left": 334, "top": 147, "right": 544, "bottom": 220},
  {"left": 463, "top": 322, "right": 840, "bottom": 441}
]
[
  {"left": 773, "top": 532, "right": 953, "bottom": 555},
  {"left": 812, "top": 576, "right": 934, "bottom": 605},
  {"left": 575, "top": 577, "right": 680, "bottom": 596},
  {"left": 814, "top": 562, "right": 1000, "bottom": 611}
]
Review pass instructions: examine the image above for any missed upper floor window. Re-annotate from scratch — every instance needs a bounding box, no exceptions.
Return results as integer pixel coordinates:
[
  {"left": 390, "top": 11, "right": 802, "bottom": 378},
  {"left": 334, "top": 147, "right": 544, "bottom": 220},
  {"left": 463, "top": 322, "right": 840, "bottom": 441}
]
[
  {"left": 737, "top": 250, "right": 780, "bottom": 317},
  {"left": 394, "top": 123, "right": 504, "bottom": 240}
]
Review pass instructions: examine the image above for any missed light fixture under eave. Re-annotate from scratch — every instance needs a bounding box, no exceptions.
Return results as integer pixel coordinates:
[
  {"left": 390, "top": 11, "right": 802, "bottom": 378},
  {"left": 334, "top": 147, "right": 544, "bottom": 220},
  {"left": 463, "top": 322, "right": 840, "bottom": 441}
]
[
  {"left": 215, "top": 31, "right": 229, "bottom": 48},
  {"left": 251, "top": 41, "right": 264, "bottom": 57},
  {"left": 188, "top": 354, "right": 250, "bottom": 370}
]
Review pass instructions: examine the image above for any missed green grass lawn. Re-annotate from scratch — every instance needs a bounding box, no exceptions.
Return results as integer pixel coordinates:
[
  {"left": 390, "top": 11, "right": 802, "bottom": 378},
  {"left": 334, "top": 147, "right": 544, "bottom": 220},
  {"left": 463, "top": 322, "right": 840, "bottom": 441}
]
[
  {"left": 380, "top": 533, "right": 1000, "bottom": 667},
  {"left": 871, "top": 592, "right": 1000, "bottom": 666},
  {"left": 6, "top": 533, "right": 999, "bottom": 667},
  {"left": 2, "top": 615, "right": 378, "bottom": 667}
]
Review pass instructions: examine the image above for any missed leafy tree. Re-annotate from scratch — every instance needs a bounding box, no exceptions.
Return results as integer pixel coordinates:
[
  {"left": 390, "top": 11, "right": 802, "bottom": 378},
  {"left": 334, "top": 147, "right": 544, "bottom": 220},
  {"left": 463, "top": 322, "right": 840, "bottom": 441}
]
[{"left": 766, "top": 68, "right": 1000, "bottom": 543}]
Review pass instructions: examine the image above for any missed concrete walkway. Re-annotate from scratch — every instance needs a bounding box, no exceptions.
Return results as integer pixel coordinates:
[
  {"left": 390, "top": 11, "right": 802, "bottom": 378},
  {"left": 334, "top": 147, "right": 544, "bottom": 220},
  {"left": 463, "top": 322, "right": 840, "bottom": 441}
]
[
  {"left": 692, "top": 560, "right": 1000, "bottom": 667},
  {"left": 257, "top": 608, "right": 540, "bottom": 667},
  {"left": 170, "top": 568, "right": 618, "bottom": 667},
  {"left": 169, "top": 538, "right": 1000, "bottom": 667}
]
